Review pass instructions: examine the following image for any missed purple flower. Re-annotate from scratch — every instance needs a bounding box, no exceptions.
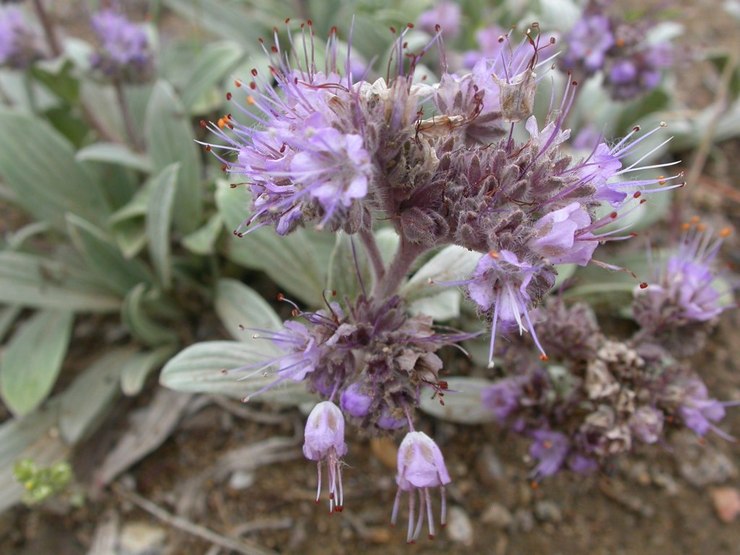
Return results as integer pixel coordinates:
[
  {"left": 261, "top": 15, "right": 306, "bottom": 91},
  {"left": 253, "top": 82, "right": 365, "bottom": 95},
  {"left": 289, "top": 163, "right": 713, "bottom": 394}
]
[
  {"left": 561, "top": 14, "right": 615, "bottom": 74},
  {"left": 529, "top": 430, "right": 570, "bottom": 478},
  {"left": 90, "top": 9, "right": 152, "bottom": 82},
  {"left": 529, "top": 202, "right": 598, "bottom": 265},
  {"left": 289, "top": 128, "right": 373, "bottom": 227},
  {"left": 391, "top": 431, "right": 451, "bottom": 542},
  {"left": 465, "top": 250, "right": 551, "bottom": 366},
  {"left": 482, "top": 378, "right": 523, "bottom": 421},
  {"left": 675, "top": 378, "right": 736, "bottom": 440},
  {"left": 417, "top": 2, "right": 461, "bottom": 39},
  {"left": 605, "top": 44, "right": 672, "bottom": 100},
  {"left": 303, "top": 401, "right": 348, "bottom": 512},
  {"left": 0, "top": 7, "right": 41, "bottom": 69},
  {"left": 340, "top": 382, "right": 373, "bottom": 418}
]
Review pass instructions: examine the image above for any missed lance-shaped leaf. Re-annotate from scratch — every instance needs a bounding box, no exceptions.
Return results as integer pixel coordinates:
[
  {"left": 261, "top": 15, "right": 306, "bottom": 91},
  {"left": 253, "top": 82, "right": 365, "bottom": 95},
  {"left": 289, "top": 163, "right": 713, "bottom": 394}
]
[
  {"left": 109, "top": 183, "right": 152, "bottom": 258},
  {"left": 0, "top": 251, "right": 120, "bottom": 312},
  {"left": 326, "top": 232, "right": 372, "bottom": 299},
  {"left": 122, "top": 284, "right": 179, "bottom": 347},
  {"left": 160, "top": 340, "right": 314, "bottom": 405},
  {"left": 182, "top": 213, "right": 223, "bottom": 255},
  {"left": 0, "top": 310, "right": 74, "bottom": 416},
  {"left": 145, "top": 81, "right": 202, "bottom": 233},
  {"left": 59, "top": 347, "right": 137, "bottom": 444},
  {"left": 146, "top": 164, "right": 179, "bottom": 289},
  {"left": 66, "top": 214, "right": 154, "bottom": 296},
  {"left": 215, "top": 279, "right": 282, "bottom": 345},
  {"left": 418, "top": 377, "right": 497, "bottom": 425},
  {"left": 401, "top": 245, "right": 481, "bottom": 301},
  {"left": 76, "top": 142, "right": 153, "bottom": 173},
  {"left": 181, "top": 41, "right": 245, "bottom": 110},
  {"left": 120, "top": 345, "right": 176, "bottom": 396},
  {"left": 0, "top": 109, "right": 110, "bottom": 229}
]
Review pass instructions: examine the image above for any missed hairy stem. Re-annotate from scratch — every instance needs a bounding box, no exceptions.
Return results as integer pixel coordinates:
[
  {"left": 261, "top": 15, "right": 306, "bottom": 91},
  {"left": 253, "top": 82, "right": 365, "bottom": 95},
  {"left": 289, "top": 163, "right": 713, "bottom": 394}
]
[
  {"left": 114, "top": 79, "right": 141, "bottom": 150},
  {"left": 359, "top": 228, "right": 385, "bottom": 284},
  {"left": 372, "top": 238, "right": 425, "bottom": 300}
]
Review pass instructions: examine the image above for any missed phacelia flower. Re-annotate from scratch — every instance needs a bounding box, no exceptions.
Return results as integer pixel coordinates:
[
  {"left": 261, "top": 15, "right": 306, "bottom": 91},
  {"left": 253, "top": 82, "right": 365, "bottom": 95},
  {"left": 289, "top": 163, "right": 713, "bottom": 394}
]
[
  {"left": 303, "top": 401, "right": 347, "bottom": 512},
  {"left": 0, "top": 7, "right": 41, "bottom": 69},
  {"left": 673, "top": 378, "right": 735, "bottom": 441},
  {"left": 560, "top": 14, "right": 615, "bottom": 75},
  {"left": 481, "top": 377, "right": 525, "bottom": 421},
  {"left": 604, "top": 44, "right": 672, "bottom": 101},
  {"left": 529, "top": 430, "right": 570, "bottom": 478},
  {"left": 417, "top": 1, "right": 461, "bottom": 39},
  {"left": 90, "top": 8, "right": 152, "bottom": 82},
  {"left": 529, "top": 202, "right": 598, "bottom": 265},
  {"left": 391, "top": 431, "right": 451, "bottom": 543}
]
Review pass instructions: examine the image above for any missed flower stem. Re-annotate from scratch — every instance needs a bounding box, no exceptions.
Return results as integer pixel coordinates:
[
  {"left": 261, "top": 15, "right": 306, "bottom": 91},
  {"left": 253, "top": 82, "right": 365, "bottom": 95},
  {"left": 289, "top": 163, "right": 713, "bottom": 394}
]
[
  {"left": 114, "top": 79, "right": 141, "bottom": 150},
  {"left": 372, "top": 238, "right": 424, "bottom": 300},
  {"left": 359, "top": 228, "right": 385, "bottom": 285},
  {"left": 31, "top": 0, "right": 61, "bottom": 57}
]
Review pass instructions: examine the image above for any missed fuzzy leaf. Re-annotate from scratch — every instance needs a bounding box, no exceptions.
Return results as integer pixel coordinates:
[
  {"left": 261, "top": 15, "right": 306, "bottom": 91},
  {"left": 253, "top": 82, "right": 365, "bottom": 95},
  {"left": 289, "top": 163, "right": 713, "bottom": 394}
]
[
  {"left": 408, "top": 289, "right": 461, "bottom": 321},
  {"left": 120, "top": 346, "right": 176, "bottom": 396},
  {"left": 0, "top": 109, "right": 109, "bottom": 229},
  {"left": 326, "top": 232, "right": 371, "bottom": 299},
  {"left": 59, "top": 348, "right": 136, "bottom": 444},
  {"left": 122, "top": 284, "right": 179, "bottom": 347},
  {"left": 181, "top": 41, "right": 245, "bottom": 110},
  {"left": 418, "top": 377, "right": 496, "bottom": 424},
  {"left": 66, "top": 214, "right": 153, "bottom": 296},
  {"left": 0, "top": 310, "right": 74, "bottom": 416},
  {"left": 145, "top": 81, "right": 202, "bottom": 233},
  {"left": 146, "top": 164, "right": 179, "bottom": 289},
  {"left": 401, "top": 245, "right": 481, "bottom": 301},
  {"left": 0, "top": 252, "right": 120, "bottom": 312},
  {"left": 76, "top": 142, "right": 153, "bottom": 173},
  {"left": 160, "top": 340, "right": 314, "bottom": 405},
  {"left": 215, "top": 279, "right": 282, "bottom": 345},
  {"left": 181, "top": 213, "right": 223, "bottom": 255}
]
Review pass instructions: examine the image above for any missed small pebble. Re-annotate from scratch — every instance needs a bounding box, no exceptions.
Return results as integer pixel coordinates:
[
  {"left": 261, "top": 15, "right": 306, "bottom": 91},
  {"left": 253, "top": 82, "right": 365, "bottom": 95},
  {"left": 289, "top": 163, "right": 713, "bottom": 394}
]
[
  {"left": 118, "top": 521, "right": 166, "bottom": 555},
  {"left": 710, "top": 487, "right": 740, "bottom": 523},
  {"left": 534, "top": 500, "right": 562, "bottom": 523},
  {"left": 228, "top": 470, "right": 255, "bottom": 490},
  {"left": 446, "top": 506, "right": 474, "bottom": 546},
  {"left": 513, "top": 508, "right": 534, "bottom": 533},
  {"left": 481, "top": 503, "right": 513, "bottom": 529}
]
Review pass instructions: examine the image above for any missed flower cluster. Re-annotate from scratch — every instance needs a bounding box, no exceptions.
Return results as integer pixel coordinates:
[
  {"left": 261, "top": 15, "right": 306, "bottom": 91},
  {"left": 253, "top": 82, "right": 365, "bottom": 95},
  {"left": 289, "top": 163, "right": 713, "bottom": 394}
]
[
  {"left": 0, "top": 6, "right": 41, "bottom": 69},
  {"left": 560, "top": 0, "right": 673, "bottom": 100},
  {"left": 482, "top": 248, "right": 735, "bottom": 479},
  {"left": 90, "top": 8, "right": 152, "bottom": 82},
  {"left": 210, "top": 20, "right": 685, "bottom": 535}
]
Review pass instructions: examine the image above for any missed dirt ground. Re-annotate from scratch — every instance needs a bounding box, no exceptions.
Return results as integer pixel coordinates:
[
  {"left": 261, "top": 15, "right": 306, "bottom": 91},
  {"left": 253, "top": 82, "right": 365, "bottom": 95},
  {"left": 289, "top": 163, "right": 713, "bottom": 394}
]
[{"left": 1, "top": 0, "right": 739, "bottom": 554}]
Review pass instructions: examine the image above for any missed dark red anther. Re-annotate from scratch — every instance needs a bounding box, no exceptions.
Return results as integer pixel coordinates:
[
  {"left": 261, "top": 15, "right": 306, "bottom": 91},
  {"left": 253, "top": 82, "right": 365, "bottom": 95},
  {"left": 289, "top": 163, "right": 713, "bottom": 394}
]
[
  {"left": 276, "top": 293, "right": 285, "bottom": 301},
  {"left": 632, "top": 125, "right": 641, "bottom": 132},
  {"left": 639, "top": 282, "right": 649, "bottom": 289},
  {"left": 221, "top": 164, "right": 228, "bottom": 172},
  {"left": 199, "top": 119, "right": 207, "bottom": 128},
  {"left": 435, "top": 24, "right": 441, "bottom": 32},
  {"left": 572, "top": 80, "right": 578, "bottom": 86},
  {"left": 610, "top": 211, "right": 618, "bottom": 219},
  {"left": 407, "top": 22, "right": 414, "bottom": 29},
  {"left": 251, "top": 68, "right": 258, "bottom": 76},
  {"left": 271, "top": 45, "right": 278, "bottom": 53},
  {"left": 307, "top": 19, "right": 313, "bottom": 26},
  {"left": 249, "top": 81, "right": 257, "bottom": 90},
  {"left": 226, "top": 92, "right": 232, "bottom": 100},
  {"left": 438, "top": 380, "right": 448, "bottom": 390},
  {"left": 639, "top": 199, "right": 647, "bottom": 204},
  {"left": 204, "top": 145, "right": 212, "bottom": 152},
  {"left": 389, "top": 26, "right": 396, "bottom": 33},
  {"left": 284, "top": 17, "right": 290, "bottom": 24},
  {"left": 330, "top": 26, "right": 337, "bottom": 35},
  {"left": 633, "top": 191, "right": 642, "bottom": 198},
  {"left": 402, "top": 41, "right": 408, "bottom": 49}
]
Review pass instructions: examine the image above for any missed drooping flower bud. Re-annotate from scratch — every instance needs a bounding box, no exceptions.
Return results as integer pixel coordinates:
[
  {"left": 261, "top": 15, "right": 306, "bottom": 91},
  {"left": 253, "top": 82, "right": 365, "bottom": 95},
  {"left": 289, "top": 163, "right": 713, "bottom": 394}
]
[
  {"left": 303, "top": 401, "right": 347, "bottom": 512},
  {"left": 391, "top": 431, "right": 451, "bottom": 543}
]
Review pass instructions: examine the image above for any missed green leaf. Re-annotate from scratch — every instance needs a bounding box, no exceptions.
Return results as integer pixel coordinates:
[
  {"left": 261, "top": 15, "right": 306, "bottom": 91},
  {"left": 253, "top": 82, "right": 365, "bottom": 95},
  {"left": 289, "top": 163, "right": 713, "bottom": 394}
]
[
  {"left": 401, "top": 245, "right": 480, "bottom": 301},
  {"left": 181, "top": 213, "right": 223, "bottom": 255},
  {"left": 160, "top": 340, "right": 314, "bottom": 405},
  {"left": 0, "top": 310, "right": 74, "bottom": 416},
  {"left": 408, "top": 289, "right": 461, "bottom": 321},
  {"left": 146, "top": 164, "right": 179, "bottom": 289},
  {"left": 76, "top": 142, "right": 153, "bottom": 173},
  {"left": 0, "top": 251, "right": 120, "bottom": 312},
  {"left": 66, "top": 214, "right": 154, "bottom": 296},
  {"left": 120, "top": 345, "right": 176, "bottom": 396},
  {"left": 122, "top": 284, "right": 179, "bottom": 347},
  {"left": 214, "top": 279, "right": 282, "bottom": 344},
  {"left": 419, "top": 377, "right": 496, "bottom": 424},
  {"left": 216, "top": 182, "right": 333, "bottom": 305},
  {"left": 180, "top": 41, "right": 245, "bottom": 110},
  {"left": 31, "top": 59, "right": 80, "bottom": 104},
  {"left": 0, "top": 109, "right": 110, "bottom": 229},
  {"left": 326, "top": 232, "right": 371, "bottom": 299},
  {"left": 59, "top": 348, "right": 136, "bottom": 443},
  {"left": 0, "top": 306, "right": 21, "bottom": 343},
  {"left": 145, "top": 81, "right": 203, "bottom": 233}
]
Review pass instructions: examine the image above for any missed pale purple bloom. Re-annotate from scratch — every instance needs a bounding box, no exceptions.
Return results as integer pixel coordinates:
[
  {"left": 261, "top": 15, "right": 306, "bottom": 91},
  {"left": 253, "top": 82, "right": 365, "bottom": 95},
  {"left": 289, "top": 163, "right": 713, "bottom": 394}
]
[
  {"left": 417, "top": 2, "right": 461, "bottom": 39},
  {"left": 303, "top": 401, "right": 347, "bottom": 512},
  {"left": 529, "top": 430, "right": 570, "bottom": 478},
  {"left": 676, "top": 378, "right": 736, "bottom": 440},
  {"left": 567, "top": 454, "right": 598, "bottom": 474},
  {"left": 481, "top": 378, "right": 523, "bottom": 421},
  {"left": 0, "top": 7, "right": 40, "bottom": 69},
  {"left": 90, "top": 9, "right": 152, "bottom": 81},
  {"left": 561, "top": 14, "right": 615, "bottom": 74},
  {"left": 391, "top": 431, "right": 451, "bottom": 542},
  {"left": 340, "top": 382, "right": 373, "bottom": 418},
  {"left": 605, "top": 44, "right": 672, "bottom": 100},
  {"left": 529, "top": 202, "right": 598, "bottom": 265}
]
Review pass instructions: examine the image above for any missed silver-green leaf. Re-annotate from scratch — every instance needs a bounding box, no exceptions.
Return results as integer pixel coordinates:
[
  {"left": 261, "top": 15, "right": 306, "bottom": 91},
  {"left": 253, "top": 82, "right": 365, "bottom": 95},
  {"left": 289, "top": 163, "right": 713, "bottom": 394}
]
[
  {"left": 215, "top": 279, "right": 282, "bottom": 344},
  {"left": 146, "top": 164, "right": 179, "bottom": 289}
]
